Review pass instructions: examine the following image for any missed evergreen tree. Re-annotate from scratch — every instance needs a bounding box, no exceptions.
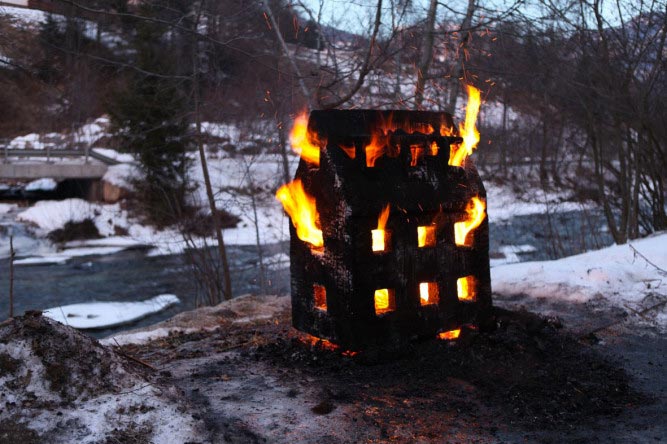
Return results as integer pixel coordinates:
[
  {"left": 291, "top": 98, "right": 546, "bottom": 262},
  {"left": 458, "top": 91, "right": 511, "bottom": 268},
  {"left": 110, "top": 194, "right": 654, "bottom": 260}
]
[{"left": 109, "top": 2, "right": 191, "bottom": 225}]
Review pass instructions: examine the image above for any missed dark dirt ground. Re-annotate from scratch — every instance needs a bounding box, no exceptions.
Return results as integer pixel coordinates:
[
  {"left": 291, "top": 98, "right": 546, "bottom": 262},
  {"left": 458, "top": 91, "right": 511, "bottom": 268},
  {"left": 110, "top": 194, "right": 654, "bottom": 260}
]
[{"left": 118, "top": 296, "right": 667, "bottom": 444}]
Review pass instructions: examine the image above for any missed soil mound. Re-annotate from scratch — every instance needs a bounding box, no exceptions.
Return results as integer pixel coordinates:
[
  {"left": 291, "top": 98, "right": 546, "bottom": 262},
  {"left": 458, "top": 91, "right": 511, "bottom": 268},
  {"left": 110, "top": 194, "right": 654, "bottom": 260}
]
[{"left": 0, "top": 312, "right": 205, "bottom": 444}]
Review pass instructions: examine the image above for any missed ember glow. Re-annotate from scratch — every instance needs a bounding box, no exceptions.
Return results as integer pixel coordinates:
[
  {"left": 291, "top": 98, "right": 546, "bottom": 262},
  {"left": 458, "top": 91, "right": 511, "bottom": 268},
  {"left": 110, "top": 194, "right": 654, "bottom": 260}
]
[
  {"left": 276, "top": 179, "right": 323, "bottom": 250},
  {"left": 428, "top": 140, "right": 439, "bottom": 156},
  {"left": 410, "top": 145, "right": 424, "bottom": 166},
  {"left": 290, "top": 112, "right": 322, "bottom": 166},
  {"left": 454, "top": 196, "right": 486, "bottom": 246},
  {"left": 313, "top": 284, "right": 327, "bottom": 310},
  {"left": 371, "top": 204, "right": 391, "bottom": 252},
  {"left": 437, "top": 329, "right": 461, "bottom": 340},
  {"left": 297, "top": 332, "right": 339, "bottom": 351},
  {"left": 449, "top": 85, "right": 481, "bottom": 167}
]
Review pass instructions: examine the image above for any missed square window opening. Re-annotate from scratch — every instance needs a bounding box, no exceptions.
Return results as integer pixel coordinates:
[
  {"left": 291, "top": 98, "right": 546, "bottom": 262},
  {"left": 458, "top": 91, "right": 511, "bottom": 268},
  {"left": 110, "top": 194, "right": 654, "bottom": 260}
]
[
  {"left": 371, "top": 229, "right": 392, "bottom": 252},
  {"left": 417, "top": 226, "right": 436, "bottom": 248},
  {"left": 374, "top": 289, "right": 396, "bottom": 315},
  {"left": 419, "top": 282, "right": 439, "bottom": 306},
  {"left": 313, "top": 284, "right": 327, "bottom": 311},
  {"left": 457, "top": 276, "right": 477, "bottom": 302}
]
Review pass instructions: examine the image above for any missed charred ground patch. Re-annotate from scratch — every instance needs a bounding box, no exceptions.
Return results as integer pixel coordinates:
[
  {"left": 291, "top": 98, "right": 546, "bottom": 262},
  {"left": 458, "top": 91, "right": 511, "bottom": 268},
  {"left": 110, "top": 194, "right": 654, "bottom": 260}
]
[{"left": 120, "top": 302, "right": 650, "bottom": 443}]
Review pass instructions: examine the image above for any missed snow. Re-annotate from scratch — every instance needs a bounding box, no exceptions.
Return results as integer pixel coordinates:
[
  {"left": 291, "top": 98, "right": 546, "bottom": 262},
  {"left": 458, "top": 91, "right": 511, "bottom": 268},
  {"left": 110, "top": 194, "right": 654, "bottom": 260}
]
[
  {"left": 101, "top": 327, "right": 191, "bottom": 347},
  {"left": 43, "top": 294, "right": 180, "bottom": 329},
  {"left": 14, "top": 256, "right": 69, "bottom": 265},
  {"left": 492, "top": 232, "right": 667, "bottom": 330},
  {"left": 101, "top": 163, "right": 138, "bottom": 189},
  {"left": 17, "top": 198, "right": 128, "bottom": 236},
  {"left": 0, "top": 5, "right": 46, "bottom": 26},
  {"left": 0, "top": 315, "right": 205, "bottom": 443},
  {"left": 486, "top": 183, "right": 590, "bottom": 222},
  {"left": 490, "top": 244, "right": 538, "bottom": 267},
  {"left": 189, "top": 153, "right": 296, "bottom": 247},
  {"left": 24, "top": 177, "right": 58, "bottom": 191},
  {"left": 63, "top": 236, "right": 147, "bottom": 249},
  {"left": 74, "top": 116, "right": 109, "bottom": 145},
  {"left": 15, "top": 246, "right": 128, "bottom": 266},
  {"left": 92, "top": 147, "right": 135, "bottom": 163},
  {"left": 0, "top": 203, "right": 17, "bottom": 214},
  {"left": 7, "top": 131, "right": 59, "bottom": 149}
]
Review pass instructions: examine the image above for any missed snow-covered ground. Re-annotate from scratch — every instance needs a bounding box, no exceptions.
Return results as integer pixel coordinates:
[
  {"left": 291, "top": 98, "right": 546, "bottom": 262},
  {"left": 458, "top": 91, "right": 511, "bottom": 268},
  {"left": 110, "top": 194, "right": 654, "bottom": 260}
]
[
  {"left": 493, "top": 231, "right": 667, "bottom": 331},
  {"left": 0, "top": 314, "right": 205, "bottom": 443}
]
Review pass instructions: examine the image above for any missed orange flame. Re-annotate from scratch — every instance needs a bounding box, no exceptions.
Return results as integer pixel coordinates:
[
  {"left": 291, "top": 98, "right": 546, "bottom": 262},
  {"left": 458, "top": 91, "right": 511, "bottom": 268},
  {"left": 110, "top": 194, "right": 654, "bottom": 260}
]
[
  {"left": 450, "top": 85, "right": 481, "bottom": 167},
  {"left": 290, "top": 112, "right": 321, "bottom": 167},
  {"left": 440, "top": 124, "right": 455, "bottom": 137},
  {"left": 437, "top": 329, "right": 461, "bottom": 340},
  {"left": 276, "top": 179, "right": 323, "bottom": 249},
  {"left": 454, "top": 196, "right": 486, "bottom": 246},
  {"left": 377, "top": 204, "right": 390, "bottom": 230},
  {"left": 362, "top": 117, "right": 446, "bottom": 167},
  {"left": 410, "top": 145, "right": 423, "bottom": 166},
  {"left": 338, "top": 143, "right": 356, "bottom": 159},
  {"left": 371, "top": 204, "right": 391, "bottom": 252},
  {"left": 365, "top": 132, "right": 386, "bottom": 167}
]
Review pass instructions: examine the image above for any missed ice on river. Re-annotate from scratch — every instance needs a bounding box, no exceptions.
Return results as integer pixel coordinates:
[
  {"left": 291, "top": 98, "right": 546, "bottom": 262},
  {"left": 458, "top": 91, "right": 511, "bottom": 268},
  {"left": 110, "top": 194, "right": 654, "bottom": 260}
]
[{"left": 43, "top": 294, "right": 181, "bottom": 329}]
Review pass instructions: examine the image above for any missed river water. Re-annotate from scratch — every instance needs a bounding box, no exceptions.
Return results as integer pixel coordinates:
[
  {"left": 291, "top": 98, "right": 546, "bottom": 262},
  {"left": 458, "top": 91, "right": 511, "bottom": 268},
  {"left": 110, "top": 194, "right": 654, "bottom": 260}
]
[{"left": 0, "top": 205, "right": 613, "bottom": 338}]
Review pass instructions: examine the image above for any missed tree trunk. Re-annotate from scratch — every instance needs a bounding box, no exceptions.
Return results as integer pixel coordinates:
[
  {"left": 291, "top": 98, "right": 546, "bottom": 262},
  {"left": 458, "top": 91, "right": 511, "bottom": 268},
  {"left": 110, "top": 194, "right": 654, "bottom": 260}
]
[
  {"left": 446, "top": 0, "right": 476, "bottom": 113},
  {"left": 414, "top": 0, "right": 438, "bottom": 109},
  {"left": 192, "top": 2, "right": 232, "bottom": 301},
  {"left": 261, "top": 0, "right": 312, "bottom": 108}
]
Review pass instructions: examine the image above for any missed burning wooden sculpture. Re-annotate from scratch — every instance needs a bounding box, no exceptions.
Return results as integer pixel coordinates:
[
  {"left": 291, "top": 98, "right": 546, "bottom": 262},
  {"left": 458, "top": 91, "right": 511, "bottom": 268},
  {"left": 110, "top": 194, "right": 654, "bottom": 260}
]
[{"left": 277, "top": 88, "right": 491, "bottom": 349}]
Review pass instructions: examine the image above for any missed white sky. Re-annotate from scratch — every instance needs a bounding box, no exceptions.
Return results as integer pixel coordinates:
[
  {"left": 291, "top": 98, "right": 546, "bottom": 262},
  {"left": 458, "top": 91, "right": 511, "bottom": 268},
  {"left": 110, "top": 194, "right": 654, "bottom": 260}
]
[{"left": 295, "top": 0, "right": 631, "bottom": 34}]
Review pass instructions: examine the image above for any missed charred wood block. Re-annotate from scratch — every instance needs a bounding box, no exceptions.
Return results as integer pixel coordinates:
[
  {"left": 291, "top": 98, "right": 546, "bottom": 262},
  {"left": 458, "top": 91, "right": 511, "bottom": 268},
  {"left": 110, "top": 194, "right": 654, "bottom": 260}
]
[{"left": 291, "top": 110, "right": 492, "bottom": 350}]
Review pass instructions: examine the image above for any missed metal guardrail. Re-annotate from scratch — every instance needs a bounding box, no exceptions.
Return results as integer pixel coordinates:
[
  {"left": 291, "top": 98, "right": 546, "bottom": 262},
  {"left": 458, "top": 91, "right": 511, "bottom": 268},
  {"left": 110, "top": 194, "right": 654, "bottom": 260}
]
[{"left": 1, "top": 148, "right": 124, "bottom": 165}]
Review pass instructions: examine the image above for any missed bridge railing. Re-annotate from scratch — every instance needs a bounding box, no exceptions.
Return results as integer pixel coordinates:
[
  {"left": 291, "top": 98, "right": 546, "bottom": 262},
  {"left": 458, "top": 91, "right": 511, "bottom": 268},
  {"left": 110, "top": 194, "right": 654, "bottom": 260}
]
[{"left": 1, "top": 147, "right": 122, "bottom": 166}]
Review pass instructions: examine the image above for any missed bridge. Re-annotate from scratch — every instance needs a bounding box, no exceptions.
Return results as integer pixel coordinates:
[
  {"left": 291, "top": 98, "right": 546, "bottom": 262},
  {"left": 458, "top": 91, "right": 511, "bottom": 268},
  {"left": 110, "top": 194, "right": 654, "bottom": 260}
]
[{"left": 0, "top": 148, "right": 121, "bottom": 180}]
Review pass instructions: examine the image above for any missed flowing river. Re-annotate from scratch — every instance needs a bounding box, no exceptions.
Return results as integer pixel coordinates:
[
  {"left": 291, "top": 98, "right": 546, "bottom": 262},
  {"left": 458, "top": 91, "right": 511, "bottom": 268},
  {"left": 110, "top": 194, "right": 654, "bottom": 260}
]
[{"left": 0, "top": 202, "right": 613, "bottom": 338}]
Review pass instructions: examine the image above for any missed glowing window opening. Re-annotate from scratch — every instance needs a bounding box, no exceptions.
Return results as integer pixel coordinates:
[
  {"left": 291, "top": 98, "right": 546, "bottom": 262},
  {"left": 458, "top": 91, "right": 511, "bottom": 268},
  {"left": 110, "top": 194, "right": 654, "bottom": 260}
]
[
  {"left": 313, "top": 284, "right": 327, "bottom": 311},
  {"left": 419, "top": 282, "right": 439, "bottom": 306},
  {"left": 374, "top": 289, "right": 396, "bottom": 315},
  {"left": 457, "top": 276, "right": 476, "bottom": 302}
]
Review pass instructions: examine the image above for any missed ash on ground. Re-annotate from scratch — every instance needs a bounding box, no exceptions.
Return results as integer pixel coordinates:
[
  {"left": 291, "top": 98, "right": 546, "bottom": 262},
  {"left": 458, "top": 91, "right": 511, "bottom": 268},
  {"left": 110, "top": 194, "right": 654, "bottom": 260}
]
[{"left": 117, "top": 295, "right": 655, "bottom": 444}]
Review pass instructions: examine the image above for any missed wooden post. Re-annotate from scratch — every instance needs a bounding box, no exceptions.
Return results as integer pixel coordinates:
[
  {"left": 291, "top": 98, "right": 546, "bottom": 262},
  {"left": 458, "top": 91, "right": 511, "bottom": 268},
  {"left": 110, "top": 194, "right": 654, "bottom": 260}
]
[{"left": 9, "top": 235, "right": 14, "bottom": 318}]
